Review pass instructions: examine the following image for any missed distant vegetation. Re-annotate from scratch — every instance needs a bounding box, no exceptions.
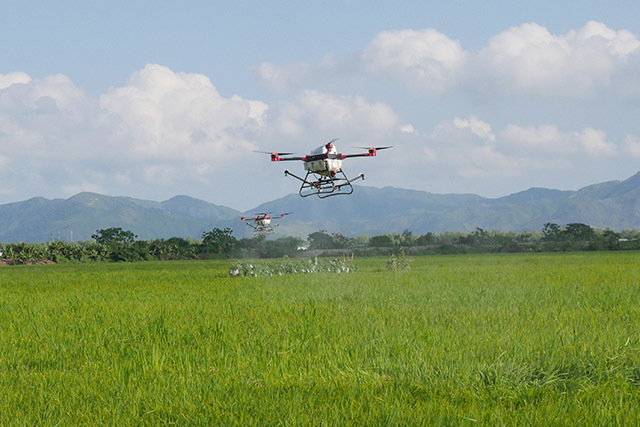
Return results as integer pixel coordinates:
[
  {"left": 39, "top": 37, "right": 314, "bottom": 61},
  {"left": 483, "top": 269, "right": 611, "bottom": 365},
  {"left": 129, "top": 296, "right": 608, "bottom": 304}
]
[{"left": 1, "top": 223, "right": 639, "bottom": 265}]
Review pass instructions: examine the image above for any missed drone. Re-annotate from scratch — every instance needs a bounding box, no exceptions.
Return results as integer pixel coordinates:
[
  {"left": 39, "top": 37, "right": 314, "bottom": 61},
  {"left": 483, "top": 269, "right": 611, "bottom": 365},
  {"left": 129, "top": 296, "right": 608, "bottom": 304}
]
[
  {"left": 258, "top": 139, "right": 392, "bottom": 198},
  {"left": 240, "top": 212, "right": 291, "bottom": 235}
]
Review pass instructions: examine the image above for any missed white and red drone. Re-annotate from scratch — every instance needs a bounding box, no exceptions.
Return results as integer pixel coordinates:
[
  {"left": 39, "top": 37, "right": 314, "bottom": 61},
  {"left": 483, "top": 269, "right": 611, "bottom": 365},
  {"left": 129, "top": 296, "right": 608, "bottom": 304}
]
[
  {"left": 258, "top": 139, "right": 392, "bottom": 198},
  {"left": 240, "top": 212, "right": 291, "bottom": 235}
]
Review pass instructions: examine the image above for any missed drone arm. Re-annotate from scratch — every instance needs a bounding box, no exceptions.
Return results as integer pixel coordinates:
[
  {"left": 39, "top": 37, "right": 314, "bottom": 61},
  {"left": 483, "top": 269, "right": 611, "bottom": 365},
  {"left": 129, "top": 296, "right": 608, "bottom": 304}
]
[
  {"left": 272, "top": 156, "right": 304, "bottom": 162},
  {"left": 342, "top": 153, "right": 372, "bottom": 158},
  {"left": 343, "top": 146, "right": 393, "bottom": 158}
]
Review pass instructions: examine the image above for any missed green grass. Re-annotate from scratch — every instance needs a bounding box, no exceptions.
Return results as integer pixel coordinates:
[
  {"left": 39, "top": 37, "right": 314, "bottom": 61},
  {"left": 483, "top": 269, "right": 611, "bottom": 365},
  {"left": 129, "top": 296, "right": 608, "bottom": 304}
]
[{"left": 1, "top": 252, "right": 640, "bottom": 425}]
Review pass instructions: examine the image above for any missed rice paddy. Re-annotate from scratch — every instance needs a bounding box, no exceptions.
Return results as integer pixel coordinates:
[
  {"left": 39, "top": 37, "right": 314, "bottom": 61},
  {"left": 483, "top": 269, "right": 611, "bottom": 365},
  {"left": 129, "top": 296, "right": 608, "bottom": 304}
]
[{"left": 1, "top": 251, "right": 639, "bottom": 425}]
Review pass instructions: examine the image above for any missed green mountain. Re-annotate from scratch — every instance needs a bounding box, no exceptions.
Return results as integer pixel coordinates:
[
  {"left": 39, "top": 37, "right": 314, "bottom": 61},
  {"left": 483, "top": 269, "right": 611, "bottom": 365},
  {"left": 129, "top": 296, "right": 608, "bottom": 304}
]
[
  {"left": 0, "top": 192, "right": 242, "bottom": 243},
  {"left": 248, "top": 172, "right": 640, "bottom": 237},
  {"left": 2, "top": 173, "right": 640, "bottom": 242}
]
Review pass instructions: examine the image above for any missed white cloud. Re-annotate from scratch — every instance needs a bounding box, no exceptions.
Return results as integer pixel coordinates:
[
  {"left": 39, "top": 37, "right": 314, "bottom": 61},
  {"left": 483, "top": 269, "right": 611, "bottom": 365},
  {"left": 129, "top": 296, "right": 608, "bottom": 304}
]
[
  {"left": 624, "top": 134, "right": 640, "bottom": 158},
  {"left": 0, "top": 72, "right": 31, "bottom": 90},
  {"left": 500, "top": 124, "right": 616, "bottom": 157},
  {"left": 361, "top": 28, "right": 466, "bottom": 93},
  {"left": 400, "top": 124, "right": 415, "bottom": 134},
  {"left": 575, "top": 128, "right": 616, "bottom": 157},
  {"left": 0, "top": 64, "right": 270, "bottom": 203},
  {"left": 0, "top": 73, "right": 100, "bottom": 160},
  {"left": 257, "top": 21, "right": 640, "bottom": 99},
  {"left": 254, "top": 62, "right": 314, "bottom": 93},
  {"left": 100, "top": 64, "right": 267, "bottom": 163},
  {"left": 452, "top": 116, "right": 495, "bottom": 141},
  {"left": 267, "top": 90, "right": 404, "bottom": 142},
  {"left": 501, "top": 124, "right": 574, "bottom": 153},
  {"left": 408, "top": 117, "right": 622, "bottom": 186},
  {"left": 425, "top": 116, "right": 525, "bottom": 177},
  {"left": 474, "top": 21, "right": 640, "bottom": 96}
]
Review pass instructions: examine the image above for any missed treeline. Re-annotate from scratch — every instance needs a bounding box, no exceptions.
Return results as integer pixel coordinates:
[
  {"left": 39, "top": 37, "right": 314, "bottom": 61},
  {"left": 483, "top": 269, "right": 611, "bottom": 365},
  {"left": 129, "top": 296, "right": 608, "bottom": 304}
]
[
  {"left": 0, "top": 227, "right": 239, "bottom": 265},
  {"left": 306, "top": 223, "right": 640, "bottom": 255},
  {"left": 1, "top": 223, "right": 639, "bottom": 265}
]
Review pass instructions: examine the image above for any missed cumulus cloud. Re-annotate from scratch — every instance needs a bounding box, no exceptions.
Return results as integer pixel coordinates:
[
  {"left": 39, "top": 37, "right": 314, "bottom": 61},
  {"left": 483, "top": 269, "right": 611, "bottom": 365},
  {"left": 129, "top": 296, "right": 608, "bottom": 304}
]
[
  {"left": 0, "top": 72, "right": 31, "bottom": 90},
  {"left": 100, "top": 64, "right": 267, "bottom": 163},
  {"left": 266, "top": 89, "right": 406, "bottom": 143},
  {"left": 257, "top": 21, "right": 640, "bottom": 99},
  {"left": 0, "top": 65, "right": 418, "bottom": 206},
  {"left": 361, "top": 28, "right": 466, "bottom": 93},
  {"left": 425, "top": 116, "right": 526, "bottom": 177},
  {"left": 0, "top": 65, "right": 269, "bottom": 202},
  {"left": 253, "top": 62, "right": 314, "bottom": 93},
  {"left": 574, "top": 128, "right": 616, "bottom": 157},
  {"left": 500, "top": 124, "right": 571, "bottom": 153},
  {"left": 474, "top": 21, "right": 640, "bottom": 96},
  {"left": 624, "top": 134, "right": 640, "bottom": 157},
  {"left": 0, "top": 73, "right": 100, "bottom": 160},
  {"left": 452, "top": 116, "right": 495, "bottom": 141},
  {"left": 500, "top": 124, "right": 615, "bottom": 157},
  {"left": 396, "top": 117, "right": 623, "bottom": 189}
]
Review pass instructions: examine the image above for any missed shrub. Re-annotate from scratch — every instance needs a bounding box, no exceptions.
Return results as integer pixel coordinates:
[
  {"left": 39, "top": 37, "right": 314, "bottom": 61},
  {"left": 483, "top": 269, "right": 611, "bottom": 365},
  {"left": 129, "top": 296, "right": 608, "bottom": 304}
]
[{"left": 386, "top": 249, "right": 411, "bottom": 271}]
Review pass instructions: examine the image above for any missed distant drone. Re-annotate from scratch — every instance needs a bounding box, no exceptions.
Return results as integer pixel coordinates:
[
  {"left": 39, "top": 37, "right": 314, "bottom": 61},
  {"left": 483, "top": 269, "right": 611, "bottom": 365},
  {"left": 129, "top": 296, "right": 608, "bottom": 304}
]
[
  {"left": 240, "top": 212, "right": 291, "bottom": 235},
  {"left": 257, "top": 139, "right": 392, "bottom": 198}
]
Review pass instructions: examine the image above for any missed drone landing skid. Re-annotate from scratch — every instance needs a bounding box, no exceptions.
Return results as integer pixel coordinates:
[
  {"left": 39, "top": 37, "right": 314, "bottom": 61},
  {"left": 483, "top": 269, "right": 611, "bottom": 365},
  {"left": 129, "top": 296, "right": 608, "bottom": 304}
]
[
  {"left": 244, "top": 222, "right": 277, "bottom": 235},
  {"left": 284, "top": 169, "right": 364, "bottom": 198}
]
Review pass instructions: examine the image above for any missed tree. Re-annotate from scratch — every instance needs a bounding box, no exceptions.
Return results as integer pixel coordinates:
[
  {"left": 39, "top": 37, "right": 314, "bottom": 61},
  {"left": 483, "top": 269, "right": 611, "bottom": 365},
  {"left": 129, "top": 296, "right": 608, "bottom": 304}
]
[
  {"left": 331, "top": 233, "right": 353, "bottom": 249},
  {"left": 202, "top": 227, "right": 237, "bottom": 256},
  {"left": 91, "top": 227, "right": 145, "bottom": 262},
  {"left": 564, "top": 223, "right": 596, "bottom": 241},
  {"left": 415, "top": 232, "right": 436, "bottom": 246},
  {"left": 542, "top": 223, "right": 562, "bottom": 241},
  {"left": 369, "top": 234, "right": 394, "bottom": 247},
  {"left": 149, "top": 237, "right": 196, "bottom": 260},
  {"left": 599, "top": 228, "right": 621, "bottom": 250},
  {"left": 397, "top": 229, "right": 415, "bottom": 247},
  {"left": 237, "top": 235, "right": 267, "bottom": 256},
  {"left": 91, "top": 227, "right": 137, "bottom": 245},
  {"left": 307, "top": 230, "right": 335, "bottom": 250},
  {"left": 264, "top": 236, "right": 304, "bottom": 258}
]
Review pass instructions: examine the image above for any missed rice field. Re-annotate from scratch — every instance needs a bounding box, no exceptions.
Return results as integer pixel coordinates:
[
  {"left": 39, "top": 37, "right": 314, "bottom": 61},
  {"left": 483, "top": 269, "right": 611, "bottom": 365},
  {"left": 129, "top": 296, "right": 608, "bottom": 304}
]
[{"left": 1, "top": 252, "right": 640, "bottom": 425}]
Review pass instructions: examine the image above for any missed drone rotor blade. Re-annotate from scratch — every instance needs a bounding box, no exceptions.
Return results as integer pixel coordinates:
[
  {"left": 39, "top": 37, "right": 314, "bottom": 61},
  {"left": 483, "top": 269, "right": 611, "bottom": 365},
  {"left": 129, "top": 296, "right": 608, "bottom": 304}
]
[
  {"left": 253, "top": 150, "right": 296, "bottom": 155},
  {"left": 352, "top": 146, "right": 393, "bottom": 150}
]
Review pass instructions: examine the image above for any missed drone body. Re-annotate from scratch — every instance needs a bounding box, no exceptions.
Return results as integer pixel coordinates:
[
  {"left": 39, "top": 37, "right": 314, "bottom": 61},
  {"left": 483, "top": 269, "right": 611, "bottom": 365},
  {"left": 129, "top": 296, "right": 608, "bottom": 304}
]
[
  {"left": 260, "top": 139, "right": 391, "bottom": 198},
  {"left": 240, "top": 212, "right": 290, "bottom": 235},
  {"left": 303, "top": 143, "right": 343, "bottom": 176}
]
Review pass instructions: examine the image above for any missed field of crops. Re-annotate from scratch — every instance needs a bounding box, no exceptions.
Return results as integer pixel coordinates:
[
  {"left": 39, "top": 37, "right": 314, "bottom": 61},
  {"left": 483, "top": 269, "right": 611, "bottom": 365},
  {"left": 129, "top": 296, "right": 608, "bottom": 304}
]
[{"left": 1, "top": 252, "right": 640, "bottom": 425}]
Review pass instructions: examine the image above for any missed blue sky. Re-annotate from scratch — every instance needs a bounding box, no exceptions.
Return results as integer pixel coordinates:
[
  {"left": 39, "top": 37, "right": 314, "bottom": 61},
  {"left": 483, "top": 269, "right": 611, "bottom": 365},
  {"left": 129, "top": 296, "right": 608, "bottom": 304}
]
[{"left": 2, "top": 1, "right": 640, "bottom": 210}]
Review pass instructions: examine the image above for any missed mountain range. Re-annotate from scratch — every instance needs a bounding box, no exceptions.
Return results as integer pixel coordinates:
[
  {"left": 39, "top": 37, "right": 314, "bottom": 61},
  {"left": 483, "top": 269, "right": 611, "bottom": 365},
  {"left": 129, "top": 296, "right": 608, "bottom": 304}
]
[{"left": 2, "top": 172, "right": 640, "bottom": 243}]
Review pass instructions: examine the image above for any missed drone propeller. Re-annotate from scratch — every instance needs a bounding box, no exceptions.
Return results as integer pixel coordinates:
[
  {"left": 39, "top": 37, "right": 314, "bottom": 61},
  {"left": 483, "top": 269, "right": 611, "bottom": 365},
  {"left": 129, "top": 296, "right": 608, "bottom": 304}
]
[
  {"left": 252, "top": 211, "right": 291, "bottom": 216},
  {"left": 253, "top": 150, "right": 296, "bottom": 156},
  {"left": 352, "top": 146, "right": 393, "bottom": 151}
]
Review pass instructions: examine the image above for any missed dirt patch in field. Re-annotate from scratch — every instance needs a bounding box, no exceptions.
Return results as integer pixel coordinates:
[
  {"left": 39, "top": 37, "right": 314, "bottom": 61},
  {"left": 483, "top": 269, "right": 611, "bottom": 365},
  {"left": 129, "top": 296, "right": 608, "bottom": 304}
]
[{"left": 0, "top": 259, "right": 56, "bottom": 266}]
